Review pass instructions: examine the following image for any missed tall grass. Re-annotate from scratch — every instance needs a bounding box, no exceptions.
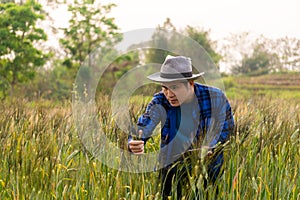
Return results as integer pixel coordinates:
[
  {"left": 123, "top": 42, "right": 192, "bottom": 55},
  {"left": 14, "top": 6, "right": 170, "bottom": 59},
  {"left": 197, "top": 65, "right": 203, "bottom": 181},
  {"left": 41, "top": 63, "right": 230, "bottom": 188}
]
[
  {"left": 222, "top": 98, "right": 300, "bottom": 200},
  {"left": 0, "top": 96, "right": 299, "bottom": 199}
]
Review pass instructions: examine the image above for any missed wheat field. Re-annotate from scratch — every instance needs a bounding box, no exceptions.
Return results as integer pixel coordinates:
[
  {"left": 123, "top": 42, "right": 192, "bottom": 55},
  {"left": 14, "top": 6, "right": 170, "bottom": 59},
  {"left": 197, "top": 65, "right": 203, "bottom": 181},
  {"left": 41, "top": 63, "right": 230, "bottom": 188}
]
[{"left": 0, "top": 96, "right": 299, "bottom": 199}]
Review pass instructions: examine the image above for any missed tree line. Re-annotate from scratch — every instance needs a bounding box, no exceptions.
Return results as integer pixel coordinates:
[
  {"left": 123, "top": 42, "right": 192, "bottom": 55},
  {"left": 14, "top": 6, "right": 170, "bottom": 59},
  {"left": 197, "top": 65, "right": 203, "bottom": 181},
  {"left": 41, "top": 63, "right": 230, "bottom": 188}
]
[{"left": 0, "top": 0, "right": 299, "bottom": 100}]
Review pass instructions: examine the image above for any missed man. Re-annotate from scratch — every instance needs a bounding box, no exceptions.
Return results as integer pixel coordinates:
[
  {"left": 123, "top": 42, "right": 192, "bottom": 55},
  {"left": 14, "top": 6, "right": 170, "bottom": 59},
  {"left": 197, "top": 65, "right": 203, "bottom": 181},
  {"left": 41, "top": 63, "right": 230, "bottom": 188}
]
[{"left": 128, "top": 55, "right": 234, "bottom": 199}]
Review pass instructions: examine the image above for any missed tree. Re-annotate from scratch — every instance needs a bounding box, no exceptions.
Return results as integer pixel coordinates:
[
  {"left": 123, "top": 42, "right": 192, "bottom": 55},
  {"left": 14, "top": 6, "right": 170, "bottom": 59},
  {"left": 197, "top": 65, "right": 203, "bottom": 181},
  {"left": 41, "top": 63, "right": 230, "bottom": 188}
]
[
  {"left": 220, "top": 32, "right": 288, "bottom": 75},
  {"left": 232, "top": 44, "right": 280, "bottom": 76},
  {"left": 59, "top": 0, "right": 122, "bottom": 98},
  {"left": 218, "top": 32, "right": 257, "bottom": 74},
  {"left": 0, "top": 0, "right": 48, "bottom": 97},
  {"left": 185, "top": 26, "right": 221, "bottom": 66},
  {"left": 60, "top": 0, "right": 121, "bottom": 74},
  {"left": 144, "top": 18, "right": 221, "bottom": 68},
  {"left": 273, "top": 37, "right": 300, "bottom": 71},
  {"left": 141, "top": 18, "right": 176, "bottom": 65}
]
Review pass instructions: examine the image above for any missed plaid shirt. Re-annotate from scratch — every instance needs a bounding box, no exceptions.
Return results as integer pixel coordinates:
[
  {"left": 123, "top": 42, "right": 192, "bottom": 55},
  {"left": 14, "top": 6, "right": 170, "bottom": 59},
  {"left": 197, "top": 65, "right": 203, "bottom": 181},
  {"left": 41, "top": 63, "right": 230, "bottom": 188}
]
[{"left": 130, "top": 83, "right": 234, "bottom": 179}]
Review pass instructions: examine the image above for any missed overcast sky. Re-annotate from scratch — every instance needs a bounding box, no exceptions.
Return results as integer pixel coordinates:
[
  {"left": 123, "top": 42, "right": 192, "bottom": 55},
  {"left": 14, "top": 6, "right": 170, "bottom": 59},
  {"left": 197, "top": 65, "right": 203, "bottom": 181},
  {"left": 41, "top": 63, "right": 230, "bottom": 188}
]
[{"left": 98, "top": 0, "right": 300, "bottom": 40}]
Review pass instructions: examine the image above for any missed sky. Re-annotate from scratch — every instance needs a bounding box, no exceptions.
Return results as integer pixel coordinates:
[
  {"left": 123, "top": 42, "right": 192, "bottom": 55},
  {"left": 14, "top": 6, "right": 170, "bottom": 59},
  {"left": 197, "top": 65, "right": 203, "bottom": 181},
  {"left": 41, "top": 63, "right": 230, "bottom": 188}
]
[
  {"left": 97, "top": 0, "right": 300, "bottom": 40},
  {"left": 46, "top": 0, "right": 300, "bottom": 72}
]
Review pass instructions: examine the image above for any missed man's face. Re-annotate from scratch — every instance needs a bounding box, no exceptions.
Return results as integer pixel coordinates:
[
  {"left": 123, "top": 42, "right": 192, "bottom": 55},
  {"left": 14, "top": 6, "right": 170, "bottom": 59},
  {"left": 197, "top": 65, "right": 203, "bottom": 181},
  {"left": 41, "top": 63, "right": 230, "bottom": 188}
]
[{"left": 161, "top": 81, "right": 194, "bottom": 107}]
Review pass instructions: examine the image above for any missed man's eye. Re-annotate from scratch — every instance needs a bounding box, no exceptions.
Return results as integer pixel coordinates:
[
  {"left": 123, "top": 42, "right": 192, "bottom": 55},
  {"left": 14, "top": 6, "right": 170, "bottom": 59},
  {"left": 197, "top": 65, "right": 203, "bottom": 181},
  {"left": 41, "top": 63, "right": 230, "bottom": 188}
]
[{"left": 170, "top": 86, "right": 177, "bottom": 90}]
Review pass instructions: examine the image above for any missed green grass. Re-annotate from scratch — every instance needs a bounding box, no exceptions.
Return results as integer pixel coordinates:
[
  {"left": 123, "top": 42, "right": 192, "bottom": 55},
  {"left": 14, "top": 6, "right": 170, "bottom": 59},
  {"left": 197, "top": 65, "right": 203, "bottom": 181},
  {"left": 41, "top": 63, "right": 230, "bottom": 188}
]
[{"left": 0, "top": 87, "right": 300, "bottom": 199}]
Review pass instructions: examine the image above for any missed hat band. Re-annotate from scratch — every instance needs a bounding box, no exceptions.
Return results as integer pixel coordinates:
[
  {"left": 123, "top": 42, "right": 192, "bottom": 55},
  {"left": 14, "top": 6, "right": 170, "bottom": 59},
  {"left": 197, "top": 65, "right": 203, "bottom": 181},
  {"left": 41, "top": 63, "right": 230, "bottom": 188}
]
[{"left": 160, "top": 72, "right": 193, "bottom": 79}]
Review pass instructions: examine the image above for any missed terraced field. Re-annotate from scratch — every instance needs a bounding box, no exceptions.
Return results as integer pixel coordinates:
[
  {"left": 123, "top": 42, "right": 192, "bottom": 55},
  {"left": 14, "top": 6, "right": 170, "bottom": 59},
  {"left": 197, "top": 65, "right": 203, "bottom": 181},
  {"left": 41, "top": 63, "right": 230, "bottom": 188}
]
[{"left": 224, "top": 73, "right": 300, "bottom": 99}]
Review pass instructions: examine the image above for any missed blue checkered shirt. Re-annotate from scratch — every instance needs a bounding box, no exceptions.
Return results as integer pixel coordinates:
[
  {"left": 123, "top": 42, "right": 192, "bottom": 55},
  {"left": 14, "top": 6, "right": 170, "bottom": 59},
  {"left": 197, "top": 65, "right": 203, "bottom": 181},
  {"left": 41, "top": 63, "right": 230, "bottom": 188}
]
[{"left": 129, "top": 83, "right": 234, "bottom": 180}]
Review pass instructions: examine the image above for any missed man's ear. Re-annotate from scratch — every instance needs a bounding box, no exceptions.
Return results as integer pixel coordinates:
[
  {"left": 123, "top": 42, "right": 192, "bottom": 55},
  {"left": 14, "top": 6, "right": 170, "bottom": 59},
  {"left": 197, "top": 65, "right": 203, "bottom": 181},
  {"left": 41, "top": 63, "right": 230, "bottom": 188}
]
[{"left": 189, "top": 80, "right": 195, "bottom": 86}]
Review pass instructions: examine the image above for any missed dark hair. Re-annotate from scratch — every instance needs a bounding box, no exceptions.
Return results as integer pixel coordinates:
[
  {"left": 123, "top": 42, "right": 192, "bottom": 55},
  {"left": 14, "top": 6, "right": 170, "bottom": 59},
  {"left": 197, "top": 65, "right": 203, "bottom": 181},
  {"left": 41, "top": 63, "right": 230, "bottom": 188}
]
[{"left": 183, "top": 80, "right": 194, "bottom": 88}]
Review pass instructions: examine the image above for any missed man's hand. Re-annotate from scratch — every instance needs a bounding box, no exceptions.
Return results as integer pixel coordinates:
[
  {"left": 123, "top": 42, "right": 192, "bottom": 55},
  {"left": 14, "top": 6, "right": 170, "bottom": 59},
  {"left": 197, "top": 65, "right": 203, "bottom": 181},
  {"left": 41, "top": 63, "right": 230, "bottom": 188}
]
[
  {"left": 129, "top": 140, "right": 144, "bottom": 155},
  {"left": 129, "top": 130, "right": 144, "bottom": 155}
]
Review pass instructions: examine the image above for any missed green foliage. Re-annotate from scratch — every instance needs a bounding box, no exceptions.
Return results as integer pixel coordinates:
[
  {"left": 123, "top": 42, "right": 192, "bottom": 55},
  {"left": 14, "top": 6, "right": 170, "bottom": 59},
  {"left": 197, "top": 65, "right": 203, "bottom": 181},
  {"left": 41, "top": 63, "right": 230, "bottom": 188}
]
[
  {"left": 233, "top": 51, "right": 271, "bottom": 76},
  {"left": 143, "top": 18, "right": 176, "bottom": 64},
  {"left": 95, "top": 51, "right": 141, "bottom": 95},
  {"left": 185, "top": 26, "right": 222, "bottom": 66},
  {"left": 0, "top": 0, "right": 48, "bottom": 97},
  {"left": 222, "top": 76, "right": 236, "bottom": 90},
  {"left": 20, "top": 63, "right": 73, "bottom": 101},
  {"left": 60, "top": 0, "right": 122, "bottom": 75},
  {"left": 58, "top": 0, "right": 123, "bottom": 101},
  {"left": 231, "top": 39, "right": 281, "bottom": 76},
  {"left": 144, "top": 18, "right": 221, "bottom": 69}
]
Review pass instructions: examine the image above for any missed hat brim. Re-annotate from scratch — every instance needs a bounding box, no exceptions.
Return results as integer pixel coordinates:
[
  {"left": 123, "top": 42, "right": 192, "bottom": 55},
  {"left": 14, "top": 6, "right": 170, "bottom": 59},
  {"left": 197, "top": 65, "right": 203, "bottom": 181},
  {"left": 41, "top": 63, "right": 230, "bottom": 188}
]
[{"left": 147, "top": 72, "right": 205, "bottom": 82}]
